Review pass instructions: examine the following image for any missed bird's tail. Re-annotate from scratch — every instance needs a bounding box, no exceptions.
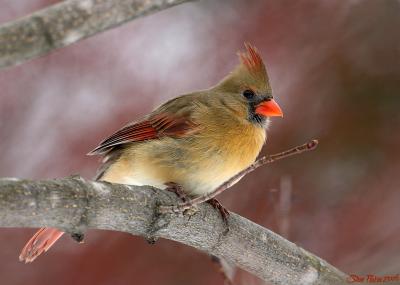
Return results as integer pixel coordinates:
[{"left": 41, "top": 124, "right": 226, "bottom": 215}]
[
  {"left": 19, "top": 227, "right": 64, "bottom": 263},
  {"left": 19, "top": 158, "right": 112, "bottom": 263}
]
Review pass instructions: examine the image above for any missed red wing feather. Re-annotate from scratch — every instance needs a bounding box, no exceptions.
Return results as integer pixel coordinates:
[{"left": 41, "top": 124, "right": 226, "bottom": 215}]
[{"left": 88, "top": 113, "right": 197, "bottom": 155}]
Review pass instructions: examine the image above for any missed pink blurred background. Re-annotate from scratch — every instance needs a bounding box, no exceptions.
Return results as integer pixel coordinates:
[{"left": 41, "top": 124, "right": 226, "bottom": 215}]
[{"left": 1, "top": 0, "right": 400, "bottom": 284}]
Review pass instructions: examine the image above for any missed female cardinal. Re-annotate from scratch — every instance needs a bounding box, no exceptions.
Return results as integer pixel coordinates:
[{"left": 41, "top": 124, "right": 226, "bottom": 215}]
[{"left": 19, "top": 43, "right": 283, "bottom": 263}]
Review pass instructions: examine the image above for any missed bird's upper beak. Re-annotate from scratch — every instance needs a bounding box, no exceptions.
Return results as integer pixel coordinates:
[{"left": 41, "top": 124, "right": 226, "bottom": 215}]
[{"left": 255, "top": 99, "right": 283, "bottom": 117}]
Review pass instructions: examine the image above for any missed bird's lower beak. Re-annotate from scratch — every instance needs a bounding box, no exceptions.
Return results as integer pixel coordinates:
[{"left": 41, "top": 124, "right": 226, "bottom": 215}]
[{"left": 255, "top": 99, "right": 283, "bottom": 117}]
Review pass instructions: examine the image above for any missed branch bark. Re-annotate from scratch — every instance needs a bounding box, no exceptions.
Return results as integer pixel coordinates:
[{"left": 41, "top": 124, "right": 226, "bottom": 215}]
[
  {"left": 0, "top": 176, "right": 347, "bottom": 285},
  {"left": 0, "top": 0, "right": 193, "bottom": 69}
]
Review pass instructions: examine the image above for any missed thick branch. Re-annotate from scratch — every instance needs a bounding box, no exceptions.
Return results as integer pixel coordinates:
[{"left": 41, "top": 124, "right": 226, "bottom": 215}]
[
  {"left": 0, "top": 176, "right": 347, "bottom": 285},
  {"left": 0, "top": 0, "right": 193, "bottom": 69}
]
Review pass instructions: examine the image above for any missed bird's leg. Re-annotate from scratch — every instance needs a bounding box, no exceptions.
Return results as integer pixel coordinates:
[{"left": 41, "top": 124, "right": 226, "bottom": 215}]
[
  {"left": 164, "top": 182, "right": 199, "bottom": 219},
  {"left": 164, "top": 182, "right": 189, "bottom": 202},
  {"left": 164, "top": 183, "right": 230, "bottom": 226},
  {"left": 207, "top": 198, "right": 230, "bottom": 225}
]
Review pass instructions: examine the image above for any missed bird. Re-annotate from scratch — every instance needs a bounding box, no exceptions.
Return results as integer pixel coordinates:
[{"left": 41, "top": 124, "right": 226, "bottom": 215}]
[{"left": 19, "top": 43, "right": 283, "bottom": 263}]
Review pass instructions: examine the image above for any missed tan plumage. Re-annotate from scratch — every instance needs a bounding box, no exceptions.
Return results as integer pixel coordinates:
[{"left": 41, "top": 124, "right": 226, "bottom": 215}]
[
  {"left": 101, "top": 90, "right": 267, "bottom": 196},
  {"left": 19, "top": 43, "right": 283, "bottom": 263}
]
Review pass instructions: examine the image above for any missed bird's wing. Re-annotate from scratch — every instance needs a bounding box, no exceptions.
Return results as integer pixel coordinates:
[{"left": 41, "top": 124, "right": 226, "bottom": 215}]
[{"left": 88, "top": 97, "right": 199, "bottom": 155}]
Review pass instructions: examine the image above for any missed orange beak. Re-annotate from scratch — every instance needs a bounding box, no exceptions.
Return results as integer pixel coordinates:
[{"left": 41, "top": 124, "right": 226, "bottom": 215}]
[{"left": 255, "top": 99, "right": 283, "bottom": 117}]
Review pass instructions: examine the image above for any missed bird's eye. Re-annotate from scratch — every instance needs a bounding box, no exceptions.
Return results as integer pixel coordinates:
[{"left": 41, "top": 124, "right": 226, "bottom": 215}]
[{"left": 242, "top": 89, "right": 255, "bottom": 99}]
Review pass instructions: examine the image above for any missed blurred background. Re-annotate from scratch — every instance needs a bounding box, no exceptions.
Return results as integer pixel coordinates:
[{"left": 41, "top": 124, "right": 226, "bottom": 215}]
[{"left": 1, "top": 0, "right": 400, "bottom": 284}]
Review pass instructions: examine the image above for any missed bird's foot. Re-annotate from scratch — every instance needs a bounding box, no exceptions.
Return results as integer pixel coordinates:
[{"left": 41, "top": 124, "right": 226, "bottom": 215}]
[
  {"left": 207, "top": 198, "right": 230, "bottom": 226},
  {"left": 163, "top": 182, "right": 198, "bottom": 218},
  {"left": 164, "top": 182, "right": 188, "bottom": 202}
]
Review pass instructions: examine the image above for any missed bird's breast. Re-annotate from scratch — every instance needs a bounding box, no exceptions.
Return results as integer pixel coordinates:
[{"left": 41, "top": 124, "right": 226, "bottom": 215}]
[{"left": 185, "top": 122, "right": 266, "bottom": 195}]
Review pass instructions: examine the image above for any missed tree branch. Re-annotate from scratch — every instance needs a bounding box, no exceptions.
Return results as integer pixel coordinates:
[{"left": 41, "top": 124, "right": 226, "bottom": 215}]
[
  {"left": 0, "top": 176, "right": 347, "bottom": 285},
  {"left": 0, "top": 0, "right": 194, "bottom": 69}
]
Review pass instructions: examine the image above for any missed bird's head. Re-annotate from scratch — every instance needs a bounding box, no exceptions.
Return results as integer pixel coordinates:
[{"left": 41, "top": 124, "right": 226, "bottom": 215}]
[{"left": 213, "top": 43, "right": 283, "bottom": 127}]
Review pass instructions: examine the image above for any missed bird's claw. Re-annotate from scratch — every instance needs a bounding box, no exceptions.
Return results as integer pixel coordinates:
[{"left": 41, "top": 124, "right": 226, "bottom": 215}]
[
  {"left": 164, "top": 182, "right": 189, "bottom": 202},
  {"left": 207, "top": 198, "right": 230, "bottom": 227}
]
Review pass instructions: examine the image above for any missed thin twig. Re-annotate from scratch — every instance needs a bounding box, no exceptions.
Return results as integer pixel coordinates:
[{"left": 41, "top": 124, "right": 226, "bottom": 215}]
[{"left": 159, "top": 139, "right": 318, "bottom": 214}]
